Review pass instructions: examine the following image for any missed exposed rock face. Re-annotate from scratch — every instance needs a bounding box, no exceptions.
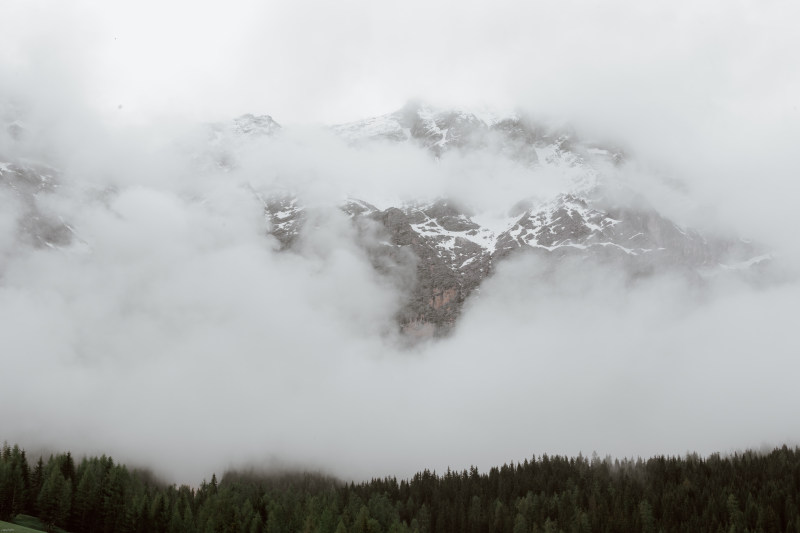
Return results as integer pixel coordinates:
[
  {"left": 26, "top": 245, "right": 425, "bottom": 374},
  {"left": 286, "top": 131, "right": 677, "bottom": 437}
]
[
  {"left": 262, "top": 191, "right": 758, "bottom": 338},
  {"left": 263, "top": 195, "right": 304, "bottom": 250},
  {"left": 196, "top": 114, "right": 282, "bottom": 171},
  {"left": 333, "top": 101, "right": 542, "bottom": 162},
  {"left": 0, "top": 159, "right": 73, "bottom": 249},
  {"left": 231, "top": 114, "right": 281, "bottom": 137},
  {"left": 259, "top": 104, "right": 762, "bottom": 338}
]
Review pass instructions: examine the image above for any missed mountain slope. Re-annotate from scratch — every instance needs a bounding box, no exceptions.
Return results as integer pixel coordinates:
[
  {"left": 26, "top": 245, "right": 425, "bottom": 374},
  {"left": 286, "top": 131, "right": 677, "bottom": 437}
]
[
  {"left": 0, "top": 104, "right": 765, "bottom": 339},
  {"left": 255, "top": 104, "right": 762, "bottom": 337}
]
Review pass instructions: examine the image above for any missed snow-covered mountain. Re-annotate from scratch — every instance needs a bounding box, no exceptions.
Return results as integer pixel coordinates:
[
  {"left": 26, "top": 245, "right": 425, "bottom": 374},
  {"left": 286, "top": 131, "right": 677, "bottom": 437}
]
[
  {"left": 0, "top": 104, "right": 766, "bottom": 339},
  {"left": 261, "top": 193, "right": 761, "bottom": 338},
  {"left": 257, "top": 103, "right": 764, "bottom": 337}
]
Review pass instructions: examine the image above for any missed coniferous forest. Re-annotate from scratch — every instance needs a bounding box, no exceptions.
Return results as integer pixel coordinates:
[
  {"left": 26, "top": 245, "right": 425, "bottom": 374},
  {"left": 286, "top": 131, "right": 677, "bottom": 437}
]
[{"left": 2, "top": 442, "right": 800, "bottom": 533}]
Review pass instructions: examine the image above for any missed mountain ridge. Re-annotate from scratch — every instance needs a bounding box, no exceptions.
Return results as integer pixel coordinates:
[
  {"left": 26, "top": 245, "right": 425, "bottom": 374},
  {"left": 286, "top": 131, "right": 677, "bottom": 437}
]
[
  {"left": 0, "top": 103, "right": 766, "bottom": 339},
  {"left": 253, "top": 103, "right": 763, "bottom": 337}
]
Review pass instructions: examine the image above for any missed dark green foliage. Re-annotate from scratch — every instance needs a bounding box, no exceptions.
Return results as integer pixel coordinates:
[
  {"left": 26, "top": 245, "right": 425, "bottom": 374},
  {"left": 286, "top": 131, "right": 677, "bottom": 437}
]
[
  {"left": 1, "top": 442, "right": 800, "bottom": 533},
  {"left": 37, "top": 466, "right": 71, "bottom": 532},
  {"left": 0, "top": 443, "right": 29, "bottom": 520}
]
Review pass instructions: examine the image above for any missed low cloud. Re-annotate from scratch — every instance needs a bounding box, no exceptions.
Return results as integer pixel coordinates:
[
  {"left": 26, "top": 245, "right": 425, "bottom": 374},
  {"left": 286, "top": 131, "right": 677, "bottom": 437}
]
[
  {"left": 1, "top": 0, "right": 799, "bottom": 485},
  {"left": 1, "top": 109, "right": 798, "bottom": 484}
]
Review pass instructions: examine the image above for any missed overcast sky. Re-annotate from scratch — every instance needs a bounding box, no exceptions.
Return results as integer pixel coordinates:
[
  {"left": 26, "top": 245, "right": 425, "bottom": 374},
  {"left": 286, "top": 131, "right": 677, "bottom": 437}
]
[
  {"left": 2, "top": 0, "right": 800, "bottom": 484},
  {"left": 2, "top": 0, "right": 797, "bottom": 124}
]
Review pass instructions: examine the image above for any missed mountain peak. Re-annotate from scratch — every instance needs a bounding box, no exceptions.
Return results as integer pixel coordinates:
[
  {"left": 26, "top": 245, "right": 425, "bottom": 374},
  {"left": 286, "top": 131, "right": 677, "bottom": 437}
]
[
  {"left": 332, "top": 101, "right": 538, "bottom": 160},
  {"left": 231, "top": 113, "right": 281, "bottom": 136}
]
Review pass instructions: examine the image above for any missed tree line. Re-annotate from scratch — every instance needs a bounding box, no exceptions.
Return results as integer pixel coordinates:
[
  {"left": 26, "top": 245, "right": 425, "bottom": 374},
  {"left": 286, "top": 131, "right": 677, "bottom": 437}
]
[{"left": 1, "top": 441, "right": 799, "bottom": 532}]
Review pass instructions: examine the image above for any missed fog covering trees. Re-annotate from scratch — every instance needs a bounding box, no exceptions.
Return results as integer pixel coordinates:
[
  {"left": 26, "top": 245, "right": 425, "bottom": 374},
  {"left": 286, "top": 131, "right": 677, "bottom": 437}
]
[{"left": 2, "top": 441, "right": 800, "bottom": 533}]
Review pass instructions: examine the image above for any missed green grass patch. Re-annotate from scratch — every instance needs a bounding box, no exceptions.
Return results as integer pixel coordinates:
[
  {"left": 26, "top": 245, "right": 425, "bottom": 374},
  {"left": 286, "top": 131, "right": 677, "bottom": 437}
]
[
  {"left": 0, "top": 519, "right": 46, "bottom": 533},
  {"left": 3, "top": 515, "right": 71, "bottom": 533}
]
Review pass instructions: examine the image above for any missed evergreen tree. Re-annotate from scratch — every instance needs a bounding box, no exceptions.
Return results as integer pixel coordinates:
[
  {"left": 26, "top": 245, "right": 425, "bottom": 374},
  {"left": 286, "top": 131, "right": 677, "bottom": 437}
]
[
  {"left": 639, "top": 500, "right": 655, "bottom": 533},
  {"left": 0, "top": 459, "right": 10, "bottom": 520},
  {"left": 168, "top": 504, "right": 184, "bottom": 533},
  {"left": 0, "top": 444, "right": 29, "bottom": 520},
  {"left": 28, "top": 456, "right": 45, "bottom": 513},
  {"left": 512, "top": 512, "right": 528, "bottom": 533},
  {"left": 38, "top": 466, "right": 72, "bottom": 533}
]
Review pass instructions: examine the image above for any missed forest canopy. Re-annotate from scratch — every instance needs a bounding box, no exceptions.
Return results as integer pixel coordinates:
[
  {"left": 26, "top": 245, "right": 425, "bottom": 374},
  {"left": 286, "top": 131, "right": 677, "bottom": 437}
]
[{"left": 2, "top": 441, "right": 799, "bottom": 533}]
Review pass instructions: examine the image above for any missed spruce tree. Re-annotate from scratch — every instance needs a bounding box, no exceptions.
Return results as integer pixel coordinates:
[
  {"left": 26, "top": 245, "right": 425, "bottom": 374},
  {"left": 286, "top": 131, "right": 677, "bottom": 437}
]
[{"left": 38, "top": 467, "right": 72, "bottom": 533}]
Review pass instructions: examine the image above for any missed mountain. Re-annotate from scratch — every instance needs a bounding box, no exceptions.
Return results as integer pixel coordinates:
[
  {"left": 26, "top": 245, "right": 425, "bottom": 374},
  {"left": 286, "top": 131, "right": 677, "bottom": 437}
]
[
  {"left": 0, "top": 158, "right": 73, "bottom": 249},
  {"left": 0, "top": 104, "right": 766, "bottom": 339},
  {"left": 258, "top": 103, "right": 764, "bottom": 338}
]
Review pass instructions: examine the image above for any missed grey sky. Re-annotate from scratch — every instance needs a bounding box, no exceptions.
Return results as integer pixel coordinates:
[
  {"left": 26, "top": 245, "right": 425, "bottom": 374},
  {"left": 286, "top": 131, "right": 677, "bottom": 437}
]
[{"left": 2, "top": 1, "right": 796, "bottom": 123}]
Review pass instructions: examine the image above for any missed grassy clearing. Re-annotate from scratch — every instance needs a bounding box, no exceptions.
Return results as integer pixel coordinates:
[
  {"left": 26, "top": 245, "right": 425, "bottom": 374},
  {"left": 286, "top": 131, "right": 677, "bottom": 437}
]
[
  {"left": 0, "top": 515, "right": 70, "bottom": 533},
  {"left": 0, "top": 519, "right": 44, "bottom": 533}
]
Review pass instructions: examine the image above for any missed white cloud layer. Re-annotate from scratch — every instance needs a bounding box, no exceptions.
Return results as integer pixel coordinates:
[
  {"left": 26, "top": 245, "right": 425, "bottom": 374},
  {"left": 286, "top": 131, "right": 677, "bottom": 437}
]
[{"left": 1, "top": 0, "right": 799, "bottom": 484}]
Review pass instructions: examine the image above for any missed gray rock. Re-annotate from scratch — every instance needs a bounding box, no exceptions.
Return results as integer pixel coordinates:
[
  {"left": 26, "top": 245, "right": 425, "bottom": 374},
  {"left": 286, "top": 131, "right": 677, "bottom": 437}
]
[
  {"left": 262, "top": 190, "right": 762, "bottom": 340},
  {"left": 0, "top": 160, "right": 72, "bottom": 248}
]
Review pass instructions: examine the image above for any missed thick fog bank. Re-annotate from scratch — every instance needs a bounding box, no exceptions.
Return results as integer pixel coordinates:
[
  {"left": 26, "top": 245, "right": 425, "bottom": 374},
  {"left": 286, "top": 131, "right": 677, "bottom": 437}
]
[
  {"left": 2, "top": 0, "right": 799, "bottom": 484},
  {"left": 1, "top": 112, "right": 797, "bottom": 484}
]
